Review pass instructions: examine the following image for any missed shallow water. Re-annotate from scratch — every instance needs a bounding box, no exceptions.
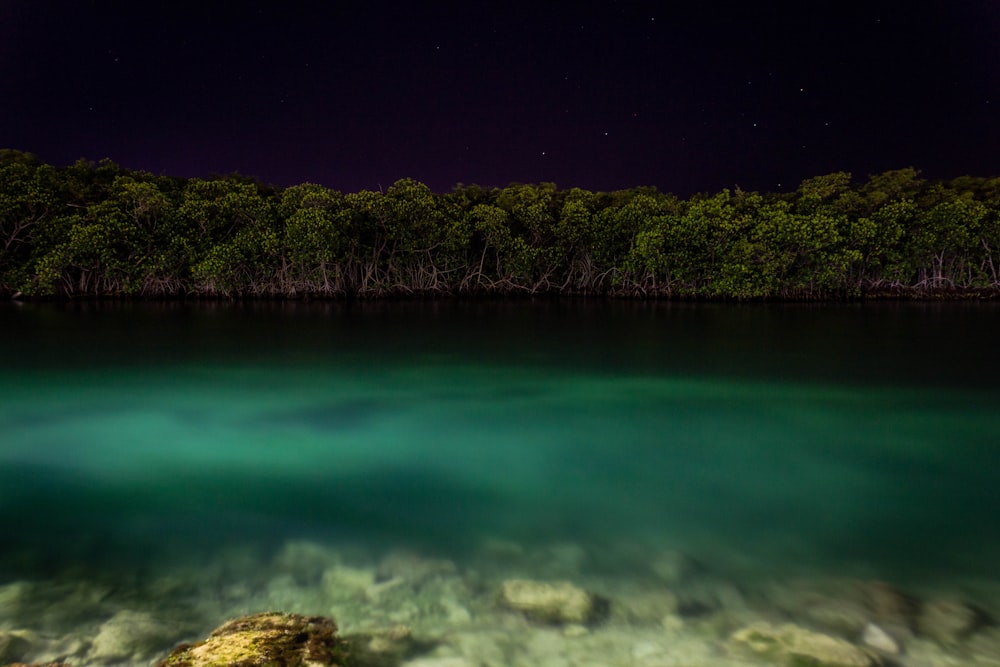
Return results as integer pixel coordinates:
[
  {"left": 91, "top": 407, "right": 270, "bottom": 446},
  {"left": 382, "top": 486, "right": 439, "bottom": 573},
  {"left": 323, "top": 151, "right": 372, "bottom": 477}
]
[{"left": 1, "top": 300, "right": 999, "bottom": 665}]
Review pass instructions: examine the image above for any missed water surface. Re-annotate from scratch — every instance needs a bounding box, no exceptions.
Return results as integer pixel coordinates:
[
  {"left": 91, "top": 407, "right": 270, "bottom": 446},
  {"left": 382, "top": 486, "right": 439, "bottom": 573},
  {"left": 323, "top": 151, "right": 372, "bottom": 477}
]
[{"left": 2, "top": 300, "right": 998, "bottom": 590}]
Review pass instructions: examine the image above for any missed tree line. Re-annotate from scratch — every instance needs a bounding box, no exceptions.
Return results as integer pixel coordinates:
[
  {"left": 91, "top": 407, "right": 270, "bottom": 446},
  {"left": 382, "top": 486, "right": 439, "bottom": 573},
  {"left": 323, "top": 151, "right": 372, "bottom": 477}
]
[{"left": 2, "top": 149, "right": 999, "bottom": 300}]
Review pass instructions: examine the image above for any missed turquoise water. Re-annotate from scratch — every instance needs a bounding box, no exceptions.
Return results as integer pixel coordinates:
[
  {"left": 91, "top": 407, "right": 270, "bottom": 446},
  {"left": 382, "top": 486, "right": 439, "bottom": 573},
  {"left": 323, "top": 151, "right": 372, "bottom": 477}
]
[
  {"left": 2, "top": 300, "right": 998, "bottom": 587},
  {"left": 2, "top": 301, "right": 1000, "bottom": 667}
]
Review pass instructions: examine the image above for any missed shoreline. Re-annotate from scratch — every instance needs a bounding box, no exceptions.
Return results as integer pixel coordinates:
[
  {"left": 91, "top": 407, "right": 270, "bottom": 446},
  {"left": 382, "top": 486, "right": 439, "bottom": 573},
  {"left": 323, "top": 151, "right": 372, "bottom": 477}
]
[{"left": 6, "top": 286, "right": 1000, "bottom": 303}]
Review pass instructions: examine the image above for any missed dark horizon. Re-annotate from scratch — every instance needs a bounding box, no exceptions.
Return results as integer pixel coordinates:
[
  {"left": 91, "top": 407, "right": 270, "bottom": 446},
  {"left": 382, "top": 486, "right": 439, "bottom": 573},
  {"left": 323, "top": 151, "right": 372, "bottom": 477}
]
[{"left": 3, "top": 1, "right": 999, "bottom": 197}]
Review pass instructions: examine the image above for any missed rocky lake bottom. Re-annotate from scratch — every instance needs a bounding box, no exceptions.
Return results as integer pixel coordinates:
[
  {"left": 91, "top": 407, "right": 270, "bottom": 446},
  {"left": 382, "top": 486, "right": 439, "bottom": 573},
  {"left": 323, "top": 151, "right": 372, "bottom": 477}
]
[{"left": 2, "top": 536, "right": 1000, "bottom": 667}]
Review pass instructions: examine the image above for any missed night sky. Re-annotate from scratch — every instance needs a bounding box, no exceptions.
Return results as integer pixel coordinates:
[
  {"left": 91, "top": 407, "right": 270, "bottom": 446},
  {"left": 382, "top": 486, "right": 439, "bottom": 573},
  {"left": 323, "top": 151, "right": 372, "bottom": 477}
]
[{"left": 2, "top": 1, "right": 998, "bottom": 196}]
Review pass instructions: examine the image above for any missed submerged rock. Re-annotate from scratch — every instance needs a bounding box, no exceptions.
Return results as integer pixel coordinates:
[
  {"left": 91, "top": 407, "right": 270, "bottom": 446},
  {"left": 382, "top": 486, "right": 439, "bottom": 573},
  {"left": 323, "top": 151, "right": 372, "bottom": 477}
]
[
  {"left": 340, "top": 624, "right": 433, "bottom": 667},
  {"left": 24, "top": 633, "right": 89, "bottom": 666},
  {"left": 917, "top": 598, "right": 982, "bottom": 645},
  {"left": 801, "top": 599, "right": 870, "bottom": 637},
  {"left": 859, "top": 581, "right": 915, "bottom": 629},
  {"left": 969, "top": 627, "right": 1000, "bottom": 664},
  {"left": 156, "top": 612, "right": 347, "bottom": 667},
  {"left": 89, "top": 610, "right": 187, "bottom": 663},
  {"left": 498, "top": 579, "right": 604, "bottom": 625},
  {"left": 730, "top": 622, "right": 882, "bottom": 667},
  {"left": 0, "top": 631, "right": 33, "bottom": 663},
  {"left": 764, "top": 579, "right": 916, "bottom": 645},
  {"left": 861, "top": 622, "right": 900, "bottom": 655}
]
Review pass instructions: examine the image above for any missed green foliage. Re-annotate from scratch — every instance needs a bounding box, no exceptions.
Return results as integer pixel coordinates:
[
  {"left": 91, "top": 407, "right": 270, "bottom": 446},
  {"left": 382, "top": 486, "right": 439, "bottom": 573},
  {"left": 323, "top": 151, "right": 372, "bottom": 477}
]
[
  {"left": 1, "top": 151, "right": 998, "bottom": 299},
  {"left": 180, "top": 177, "right": 278, "bottom": 295},
  {"left": 279, "top": 183, "right": 349, "bottom": 293},
  {"left": 0, "top": 155, "right": 61, "bottom": 291},
  {"left": 469, "top": 203, "right": 539, "bottom": 288}
]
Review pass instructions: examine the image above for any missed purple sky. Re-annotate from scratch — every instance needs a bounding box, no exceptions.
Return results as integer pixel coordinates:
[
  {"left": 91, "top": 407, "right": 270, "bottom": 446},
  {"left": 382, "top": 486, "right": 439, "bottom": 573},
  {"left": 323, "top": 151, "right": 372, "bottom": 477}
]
[{"left": 2, "top": 1, "right": 999, "bottom": 195}]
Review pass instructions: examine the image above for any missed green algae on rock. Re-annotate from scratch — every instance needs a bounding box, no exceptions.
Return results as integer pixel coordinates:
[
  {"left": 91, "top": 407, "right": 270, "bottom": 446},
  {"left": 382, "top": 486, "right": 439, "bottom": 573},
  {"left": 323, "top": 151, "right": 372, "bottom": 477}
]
[{"left": 156, "top": 612, "right": 347, "bottom": 667}]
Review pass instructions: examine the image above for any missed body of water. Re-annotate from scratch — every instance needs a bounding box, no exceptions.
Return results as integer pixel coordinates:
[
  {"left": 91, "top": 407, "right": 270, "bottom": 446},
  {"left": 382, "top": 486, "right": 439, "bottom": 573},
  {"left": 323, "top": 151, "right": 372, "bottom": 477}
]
[{"left": 1, "top": 300, "right": 998, "bottom": 666}]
